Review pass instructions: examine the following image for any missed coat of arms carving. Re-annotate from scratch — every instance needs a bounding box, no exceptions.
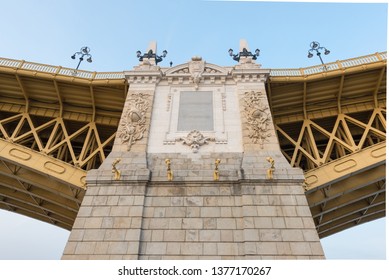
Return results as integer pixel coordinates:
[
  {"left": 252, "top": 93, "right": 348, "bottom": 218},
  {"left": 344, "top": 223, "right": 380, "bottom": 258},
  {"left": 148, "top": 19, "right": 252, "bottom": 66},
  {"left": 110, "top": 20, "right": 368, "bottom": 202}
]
[
  {"left": 118, "top": 93, "right": 150, "bottom": 151},
  {"left": 189, "top": 56, "right": 205, "bottom": 89}
]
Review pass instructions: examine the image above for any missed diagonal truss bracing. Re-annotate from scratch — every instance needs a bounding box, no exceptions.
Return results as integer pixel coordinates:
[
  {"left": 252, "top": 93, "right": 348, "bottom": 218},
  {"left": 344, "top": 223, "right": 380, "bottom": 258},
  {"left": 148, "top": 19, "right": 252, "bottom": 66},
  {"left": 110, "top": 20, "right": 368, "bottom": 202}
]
[
  {"left": 0, "top": 112, "right": 116, "bottom": 170},
  {"left": 275, "top": 108, "right": 386, "bottom": 238},
  {"left": 276, "top": 108, "right": 386, "bottom": 171}
]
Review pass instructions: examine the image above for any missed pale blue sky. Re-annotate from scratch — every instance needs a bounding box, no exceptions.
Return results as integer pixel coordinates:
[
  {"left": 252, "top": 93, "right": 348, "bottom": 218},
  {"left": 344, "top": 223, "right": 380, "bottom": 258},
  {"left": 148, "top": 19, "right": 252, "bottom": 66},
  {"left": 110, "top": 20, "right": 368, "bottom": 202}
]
[{"left": 0, "top": 0, "right": 387, "bottom": 260}]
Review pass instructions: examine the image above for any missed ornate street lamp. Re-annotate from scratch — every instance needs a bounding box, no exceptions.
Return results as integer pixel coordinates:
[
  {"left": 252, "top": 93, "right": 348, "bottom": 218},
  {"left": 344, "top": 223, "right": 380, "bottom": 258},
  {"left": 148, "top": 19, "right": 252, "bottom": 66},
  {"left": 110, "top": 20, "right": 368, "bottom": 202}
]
[
  {"left": 228, "top": 47, "right": 260, "bottom": 62},
  {"left": 136, "top": 49, "right": 168, "bottom": 65},
  {"left": 71, "top": 46, "right": 92, "bottom": 70},
  {"left": 307, "top": 41, "right": 330, "bottom": 65}
]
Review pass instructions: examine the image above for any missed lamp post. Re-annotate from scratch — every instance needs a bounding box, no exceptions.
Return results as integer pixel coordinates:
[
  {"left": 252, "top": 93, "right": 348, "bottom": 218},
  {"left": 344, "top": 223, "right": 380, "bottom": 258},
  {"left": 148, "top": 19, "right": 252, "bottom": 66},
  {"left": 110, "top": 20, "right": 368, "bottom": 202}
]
[
  {"left": 307, "top": 41, "right": 330, "bottom": 65},
  {"left": 136, "top": 49, "right": 168, "bottom": 65},
  {"left": 228, "top": 47, "right": 260, "bottom": 62},
  {"left": 71, "top": 46, "right": 92, "bottom": 70}
]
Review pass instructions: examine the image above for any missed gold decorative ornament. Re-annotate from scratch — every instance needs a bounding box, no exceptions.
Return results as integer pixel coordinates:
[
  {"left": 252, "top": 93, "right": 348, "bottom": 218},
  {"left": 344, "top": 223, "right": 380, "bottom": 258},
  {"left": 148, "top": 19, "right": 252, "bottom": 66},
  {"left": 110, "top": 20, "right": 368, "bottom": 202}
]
[
  {"left": 302, "top": 179, "right": 309, "bottom": 191},
  {"left": 165, "top": 158, "right": 173, "bottom": 181},
  {"left": 214, "top": 158, "right": 221, "bottom": 181},
  {"left": 266, "top": 156, "right": 275, "bottom": 180},
  {"left": 112, "top": 158, "right": 121, "bottom": 180}
]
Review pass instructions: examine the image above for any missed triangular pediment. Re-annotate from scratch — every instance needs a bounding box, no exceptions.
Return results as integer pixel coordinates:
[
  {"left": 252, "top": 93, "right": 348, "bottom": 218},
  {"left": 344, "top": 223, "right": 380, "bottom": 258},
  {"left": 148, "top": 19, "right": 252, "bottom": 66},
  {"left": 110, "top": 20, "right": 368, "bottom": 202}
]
[
  {"left": 165, "top": 64, "right": 190, "bottom": 75},
  {"left": 165, "top": 61, "right": 228, "bottom": 76}
]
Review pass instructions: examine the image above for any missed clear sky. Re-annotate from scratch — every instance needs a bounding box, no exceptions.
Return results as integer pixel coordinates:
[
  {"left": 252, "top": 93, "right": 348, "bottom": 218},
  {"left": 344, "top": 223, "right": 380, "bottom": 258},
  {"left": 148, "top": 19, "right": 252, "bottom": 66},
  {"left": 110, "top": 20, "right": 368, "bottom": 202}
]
[{"left": 0, "top": 0, "right": 387, "bottom": 260}]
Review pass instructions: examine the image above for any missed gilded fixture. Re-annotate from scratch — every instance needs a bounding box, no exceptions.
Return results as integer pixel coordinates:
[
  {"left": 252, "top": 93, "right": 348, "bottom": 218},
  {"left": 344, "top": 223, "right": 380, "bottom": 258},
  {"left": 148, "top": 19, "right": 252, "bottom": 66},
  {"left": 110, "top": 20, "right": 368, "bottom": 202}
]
[
  {"left": 214, "top": 159, "right": 221, "bottom": 181},
  {"left": 112, "top": 158, "right": 121, "bottom": 180},
  {"left": 165, "top": 159, "right": 173, "bottom": 181},
  {"left": 302, "top": 179, "right": 309, "bottom": 191},
  {"left": 266, "top": 156, "right": 275, "bottom": 179}
]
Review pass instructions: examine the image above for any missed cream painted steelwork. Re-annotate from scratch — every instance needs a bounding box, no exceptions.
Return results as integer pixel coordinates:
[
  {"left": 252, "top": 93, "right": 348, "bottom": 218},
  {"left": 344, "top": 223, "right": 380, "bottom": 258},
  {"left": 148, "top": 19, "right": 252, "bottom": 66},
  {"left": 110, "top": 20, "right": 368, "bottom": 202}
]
[
  {"left": 268, "top": 52, "right": 386, "bottom": 237},
  {"left": 0, "top": 52, "right": 386, "bottom": 237},
  {"left": 0, "top": 60, "right": 126, "bottom": 229},
  {"left": 0, "top": 138, "right": 85, "bottom": 229}
]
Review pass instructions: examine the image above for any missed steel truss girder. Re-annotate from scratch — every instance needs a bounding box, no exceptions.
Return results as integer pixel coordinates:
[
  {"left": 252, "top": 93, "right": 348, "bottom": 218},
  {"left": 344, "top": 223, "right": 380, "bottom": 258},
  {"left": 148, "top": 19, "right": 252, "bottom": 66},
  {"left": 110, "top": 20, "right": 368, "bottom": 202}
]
[
  {"left": 317, "top": 202, "right": 385, "bottom": 238},
  {"left": 275, "top": 102, "right": 386, "bottom": 237},
  {"left": 0, "top": 112, "right": 116, "bottom": 170},
  {"left": 0, "top": 139, "right": 86, "bottom": 229},
  {"left": 305, "top": 141, "right": 386, "bottom": 192},
  {"left": 304, "top": 142, "right": 386, "bottom": 238},
  {"left": 277, "top": 108, "right": 386, "bottom": 170}
]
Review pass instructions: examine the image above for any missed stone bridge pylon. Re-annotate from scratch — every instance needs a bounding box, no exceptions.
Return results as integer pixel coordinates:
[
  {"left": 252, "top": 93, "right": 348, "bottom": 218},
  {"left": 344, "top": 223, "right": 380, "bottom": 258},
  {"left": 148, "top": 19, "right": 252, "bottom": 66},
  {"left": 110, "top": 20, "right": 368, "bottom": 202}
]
[{"left": 62, "top": 41, "right": 325, "bottom": 260}]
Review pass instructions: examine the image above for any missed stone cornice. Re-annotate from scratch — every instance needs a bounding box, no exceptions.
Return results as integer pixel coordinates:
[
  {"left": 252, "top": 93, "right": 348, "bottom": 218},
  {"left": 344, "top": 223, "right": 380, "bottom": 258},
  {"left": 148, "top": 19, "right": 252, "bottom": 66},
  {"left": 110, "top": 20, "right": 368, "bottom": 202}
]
[
  {"left": 124, "top": 64, "right": 163, "bottom": 84},
  {"left": 230, "top": 63, "right": 270, "bottom": 82}
]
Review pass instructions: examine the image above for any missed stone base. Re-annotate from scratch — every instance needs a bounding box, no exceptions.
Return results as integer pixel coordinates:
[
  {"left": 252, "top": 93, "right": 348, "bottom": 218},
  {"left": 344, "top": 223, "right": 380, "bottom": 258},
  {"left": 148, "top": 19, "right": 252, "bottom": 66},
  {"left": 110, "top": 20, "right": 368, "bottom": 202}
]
[
  {"left": 142, "top": 182, "right": 324, "bottom": 260},
  {"left": 62, "top": 173, "right": 325, "bottom": 259}
]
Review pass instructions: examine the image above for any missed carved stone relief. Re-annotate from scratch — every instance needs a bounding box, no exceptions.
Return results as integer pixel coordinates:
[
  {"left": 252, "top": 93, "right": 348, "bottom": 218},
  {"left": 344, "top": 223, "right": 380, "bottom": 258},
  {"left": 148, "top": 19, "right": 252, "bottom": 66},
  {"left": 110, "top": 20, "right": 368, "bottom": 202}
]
[
  {"left": 118, "top": 93, "right": 150, "bottom": 151},
  {"left": 178, "top": 130, "right": 215, "bottom": 153},
  {"left": 243, "top": 91, "right": 271, "bottom": 148},
  {"left": 204, "top": 67, "right": 221, "bottom": 73},
  {"left": 173, "top": 67, "right": 189, "bottom": 74},
  {"left": 189, "top": 56, "right": 205, "bottom": 89}
]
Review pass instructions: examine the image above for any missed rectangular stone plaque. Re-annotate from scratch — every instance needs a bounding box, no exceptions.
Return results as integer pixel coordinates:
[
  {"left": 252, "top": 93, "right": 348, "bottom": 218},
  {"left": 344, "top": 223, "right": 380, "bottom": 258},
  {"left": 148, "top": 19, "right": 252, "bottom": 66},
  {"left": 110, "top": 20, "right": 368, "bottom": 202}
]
[{"left": 177, "top": 91, "right": 214, "bottom": 131}]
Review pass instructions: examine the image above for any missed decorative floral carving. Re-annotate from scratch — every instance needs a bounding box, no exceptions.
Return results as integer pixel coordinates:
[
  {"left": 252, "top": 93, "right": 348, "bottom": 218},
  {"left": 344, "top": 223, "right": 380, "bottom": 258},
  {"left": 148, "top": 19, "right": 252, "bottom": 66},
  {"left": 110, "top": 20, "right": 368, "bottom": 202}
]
[
  {"left": 243, "top": 91, "right": 271, "bottom": 148},
  {"left": 118, "top": 93, "right": 149, "bottom": 151},
  {"left": 179, "top": 130, "right": 214, "bottom": 153}
]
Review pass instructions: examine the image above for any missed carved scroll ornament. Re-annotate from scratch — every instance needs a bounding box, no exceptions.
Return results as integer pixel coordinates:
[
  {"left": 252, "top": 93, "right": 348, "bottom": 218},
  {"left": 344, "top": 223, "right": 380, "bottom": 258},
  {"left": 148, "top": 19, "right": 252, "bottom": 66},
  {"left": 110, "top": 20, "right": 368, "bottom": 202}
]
[
  {"left": 243, "top": 91, "right": 271, "bottom": 148},
  {"left": 118, "top": 93, "right": 150, "bottom": 151},
  {"left": 179, "top": 130, "right": 215, "bottom": 153}
]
